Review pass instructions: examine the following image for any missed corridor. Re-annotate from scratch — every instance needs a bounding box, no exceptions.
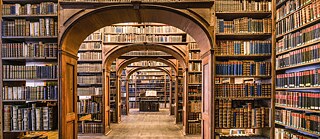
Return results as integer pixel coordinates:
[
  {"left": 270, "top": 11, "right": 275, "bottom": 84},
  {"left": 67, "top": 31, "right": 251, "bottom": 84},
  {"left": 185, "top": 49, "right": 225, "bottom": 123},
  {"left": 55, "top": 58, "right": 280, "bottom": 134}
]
[{"left": 79, "top": 109, "right": 201, "bottom": 139}]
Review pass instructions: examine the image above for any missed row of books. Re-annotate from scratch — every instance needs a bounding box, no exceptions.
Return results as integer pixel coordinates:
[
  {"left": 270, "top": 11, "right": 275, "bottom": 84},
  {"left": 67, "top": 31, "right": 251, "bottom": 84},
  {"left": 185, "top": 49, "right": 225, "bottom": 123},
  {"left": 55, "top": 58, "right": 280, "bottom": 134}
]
[
  {"left": 136, "top": 84, "right": 165, "bottom": 88},
  {"left": 3, "top": 104, "right": 55, "bottom": 131},
  {"left": 189, "top": 62, "right": 201, "bottom": 72},
  {"left": 188, "top": 123, "right": 201, "bottom": 134},
  {"left": 77, "top": 87, "right": 102, "bottom": 96},
  {"left": 215, "top": 0, "right": 271, "bottom": 12},
  {"left": 2, "top": 85, "right": 58, "bottom": 100},
  {"left": 276, "top": 23, "right": 320, "bottom": 54},
  {"left": 136, "top": 88, "right": 164, "bottom": 92},
  {"left": 2, "top": 42, "right": 58, "bottom": 58},
  {"left": 276, "top": 1, "right": 320, "bottom": 36},
  {"left": 276, "top": 0, "right": 314, "bottom": 21},
  {"left": 216, "top": 61, "right": 271, "bottom": 76},
  {"left": 216, "top": 101, "right": 270, "bottom": 128},
  {"left": 189, "top": 101, "right": 201, "bottom": 113},
  {"left": 276, "top": 69, "right": 320, "bottom": 88},
  {"left": 129, "top": 61, "right": 167, "bottom": 66},
  {"left": 276, "top": 43, "right": 320, "bottom": 69},
  {"left": 78, "top": 123, "right": 102, "bottom": 134},
  {"left": 78, "top": 52, "right": 102, "bottom": 60},
  {"left": 78, "top": 63, "right": 102, "bottom": 73},
  {"left": 275, "top": 110, "right": 320, "bottom": 135},
  {"left": 133, "top": 76, "right": 165, "bottom": 80},
  {"left": 215, "top": 83, "right": 272, "bottom": 98},
  {"left": 216, "top": 40, "right": 271, "bottom": 55},
  {"left": 189, "top": 74, "right": 202, "bottom": 84},
  {"left": 136, "top": 72, "right": 165, "bottom": 75},
  {"left": 84, "top": 32, "right": 102, "bottom": 41},
  {"left": 217, "top": 18, "right": 272, "bottom": 34},
  {"left": 188, "top": 42, "right": 199, "bottom": 50},
  {"left": 79, "top": 42, "right": 102, "bottom": 50},
  {"left": 2, "top": 2, "right": 58, "bottom": 15},
  {"left": 123, "top": 51, "right": 169, "bottom": 56},
  {"left": 103, "top": 34, "right": 183, "bottom": 43},
  {"left": 276, "top": 91, "right": 320, "bottom": 110},
  {"left": 189, "top": 51, "right": 201, "bottom": 60},
  {"left": 2, "top": 18, "right": 58, "bottom": 37},
  {"left": 77, "top": 76, "right": 102, "bottom": 84},
  {"left": 275, "top": 128, "right": 314, "bottom": 139},
  {"left": 2, "top": 65, "right": 58, "bottom": 79},
  {"left": 103, "top": 25, "right": 183, "bottom": 34},
  {"left": 188, "top": 112, "right": 201, "bottom": 120},
  {"left": 77, "top": 99, "right": 101, "bottom": 114}
]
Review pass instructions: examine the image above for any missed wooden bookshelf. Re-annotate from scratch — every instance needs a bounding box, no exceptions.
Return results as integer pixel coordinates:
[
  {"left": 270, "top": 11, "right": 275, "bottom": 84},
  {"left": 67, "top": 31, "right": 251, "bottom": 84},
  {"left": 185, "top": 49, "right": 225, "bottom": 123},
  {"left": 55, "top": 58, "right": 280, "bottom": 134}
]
[
  {"left": 274, "top": 0, "right": 320, "bottom": 138},
  {"left": 77, "top": 30, "right": 104, "bottom": 134},
  {"left": 0, "top": 0, "right": 59, "bottom": 138},
  {"left": 213, "top": 0, "right": 275, "bottom": 138}
]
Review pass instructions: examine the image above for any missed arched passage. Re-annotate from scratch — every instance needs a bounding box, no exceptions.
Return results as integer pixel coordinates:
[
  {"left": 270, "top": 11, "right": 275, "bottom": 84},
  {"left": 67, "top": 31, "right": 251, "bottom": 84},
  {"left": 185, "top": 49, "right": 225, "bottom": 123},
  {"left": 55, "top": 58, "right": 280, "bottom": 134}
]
[
  {"left": 116, "top": 57, "right": 178, "bottom": 77},
  {"left": 103, "top": 43, "right": 186, "bottom": 72},
  {"left": 59, "top": 4, "right": 215, "bottom": 139},
  {"left": 126, "top": 66, "right": 172, "bottom": 80}
]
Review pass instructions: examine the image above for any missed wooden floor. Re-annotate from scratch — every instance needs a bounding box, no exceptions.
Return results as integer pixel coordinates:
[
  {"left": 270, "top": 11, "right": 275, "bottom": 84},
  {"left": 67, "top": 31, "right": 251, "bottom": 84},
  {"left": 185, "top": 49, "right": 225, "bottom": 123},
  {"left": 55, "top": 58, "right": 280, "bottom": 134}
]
[{"left": 79, "top": 109, "right": 201, "bottom": 139}]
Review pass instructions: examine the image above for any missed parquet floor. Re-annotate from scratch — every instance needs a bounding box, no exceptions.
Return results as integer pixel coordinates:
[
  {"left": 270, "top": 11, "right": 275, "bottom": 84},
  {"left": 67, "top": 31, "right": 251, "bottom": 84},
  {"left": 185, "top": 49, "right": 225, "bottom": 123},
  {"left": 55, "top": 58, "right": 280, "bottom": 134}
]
[{"left": 79, "top": 109, "right": 201, "bottom": 139}]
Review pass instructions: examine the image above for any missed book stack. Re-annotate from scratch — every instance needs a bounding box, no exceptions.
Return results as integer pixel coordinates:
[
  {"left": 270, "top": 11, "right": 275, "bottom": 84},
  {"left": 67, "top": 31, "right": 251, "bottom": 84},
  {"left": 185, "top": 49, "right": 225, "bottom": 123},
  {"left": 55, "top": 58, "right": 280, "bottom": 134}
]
[
  {"left": 216, "top": 40, "right": 271, "bottom": 55},
  {"left": 215, "top": 83, "right": 271, "bottom": 98},
  {"left": 276, "top": 91, "right": 320, "bottom": 110},
  {"left": 2, "top": 2, "right": 58, "bottom": 15},
  {"left": 3, "top": 65, "right": 58, "bottom": 79},
  {"left": 3, "top": 84, "right": 58, "bottom": 100},
  {"left": 215, "top": 0, "right": 272, "bottom": 12},
  {"left": 2, "top": 42, "right": 58, "bottom": 58},
  {"left": 276, "top": 69, "right": 320, "bottom": 88},
  {"left": 216, "top": 61, "right": 271, "bottom": 76},
  {"left": 217, "top": 18, "right": 272, "bottom": 34}
]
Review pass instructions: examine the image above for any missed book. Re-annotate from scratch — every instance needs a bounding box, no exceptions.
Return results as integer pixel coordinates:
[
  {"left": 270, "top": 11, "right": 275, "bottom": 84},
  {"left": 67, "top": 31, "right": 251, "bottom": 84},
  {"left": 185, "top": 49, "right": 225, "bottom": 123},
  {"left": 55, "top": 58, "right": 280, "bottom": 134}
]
[
  {"left": 275, "top": 128, "right": 314, "bottom": 139},
  {"left": 77, "top": 98, "right": 102, "bottom": 114},
  {"left": 276, "top": 91, "right": 320, "bottom": 110},
  {"left": 78, "top": 52, "right": 102, "bottom": 60},
  {"left": 77, "top": 76, "right": 102, "bottom": 84},
  {"left": 78, "top": 123, "right": 102, "bottom": 134},
  {"left": 77, "top": 63, "right": 102, "bottom": 73},
  {"left": 2, "top": 84, "right": 58, "bottom": 100},
  {"left": 104, "top": 25, "right": 183, "bottom": 34},
  {"left": 77, "top": 87, "right": 102, "bottom": 96},
  {"left": 103, "top": 34, "right": 183, "bottom": 43}
]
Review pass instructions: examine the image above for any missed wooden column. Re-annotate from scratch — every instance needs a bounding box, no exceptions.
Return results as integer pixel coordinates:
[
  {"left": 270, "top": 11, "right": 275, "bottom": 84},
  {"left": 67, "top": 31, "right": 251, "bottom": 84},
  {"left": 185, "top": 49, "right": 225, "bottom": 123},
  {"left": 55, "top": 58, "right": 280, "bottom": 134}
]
[
  {"left": 201, "top": 50, "right": 214, "bottom": 139},
  {"left": 169, "top": 78, "right": 174, "bottom": 115},
  {"left": 103, "top": 70, "right": 111, "bottom": 134},
  {"left": 116, "top": 75, "right": 121, "bottom": 123},
  {"left": 174, "top": 76, "right": 179, "bottom": 124},
  {"left": 183, "top": 69, "right": 189, "bottom": 135},
  {"left": 59, "top": 50, "right": 78, "bottom": 139},
  {"left": 126, "top": 79, "right": 129, "bottom": 115}
]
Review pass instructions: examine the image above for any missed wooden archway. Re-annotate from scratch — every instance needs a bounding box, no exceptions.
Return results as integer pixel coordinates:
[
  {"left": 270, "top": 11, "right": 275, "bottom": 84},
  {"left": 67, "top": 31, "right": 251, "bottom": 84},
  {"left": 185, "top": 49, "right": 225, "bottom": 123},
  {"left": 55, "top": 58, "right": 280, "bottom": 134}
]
[
  {"left": 58, "top": 4, "right": 215, "bottom": 139},
  {"left": 103, "top": 43, "right": 186, "bottom": 72},
  {"left": 116, "top": 57, "right": 178, "bottom": 77},
  {"left": 126, "top": 66, "right": 171, "bottom": 80}
]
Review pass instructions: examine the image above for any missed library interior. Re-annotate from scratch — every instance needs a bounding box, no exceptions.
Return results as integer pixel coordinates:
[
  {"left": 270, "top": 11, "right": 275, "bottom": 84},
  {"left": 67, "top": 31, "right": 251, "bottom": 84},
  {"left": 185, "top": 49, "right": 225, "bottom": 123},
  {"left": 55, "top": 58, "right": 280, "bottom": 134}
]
[{"left": 1, "top": 0, "right": 320, "bottom": 139}]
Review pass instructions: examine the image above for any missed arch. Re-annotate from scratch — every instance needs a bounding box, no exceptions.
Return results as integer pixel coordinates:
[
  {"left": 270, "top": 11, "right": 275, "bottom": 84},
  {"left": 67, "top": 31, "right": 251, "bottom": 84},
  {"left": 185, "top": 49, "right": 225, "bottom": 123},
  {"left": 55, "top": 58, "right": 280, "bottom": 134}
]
[
  {"left": 126, "top": 66, "right": 171, "bottom": 80},
  {"left": 103, "top": 43, "right": 187, "bottom": 71},
  {"left": 117, "top": 57, "right": 178, "bottom": 77},
  {"left": 60, "top": 4, "right": 213, "bottom": 56}
]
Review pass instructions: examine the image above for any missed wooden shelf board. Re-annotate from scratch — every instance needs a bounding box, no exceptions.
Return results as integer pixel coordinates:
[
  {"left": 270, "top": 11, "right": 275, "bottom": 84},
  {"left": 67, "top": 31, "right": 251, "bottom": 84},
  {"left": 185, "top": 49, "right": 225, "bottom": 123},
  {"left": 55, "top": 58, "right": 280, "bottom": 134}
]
[
  {"left": 189, "top": 49, "right": 201, "bottom": 51},
  {"left": 78, "top": 49, "right": 102, "bottom": 52},
  {"left": 275, "top": 105, "right": 320, "bottom": 113},
  {"left": 104, "top": 32, "right": 186, "bottom": 35},
  {"left": 3, "top": 100, "right": 57, "bottom": 102},
  {"left": 3, "top": 79, "right": 57, "bottom": 81},
  {"left": 215, "top": 11, "right": 271, "bottom": 20},
  {"left": 2, "top": 57, "right": 57, "bottom": 62},
  {"left": 215, "top": 54, "right": 271, "bottom": 60},
  {"left": 188, "top": 71, "right": 202, "bottom": 73},
  {"left": 276, "top": 87, "right": 320, "bottom": 90},
  {"left": 216, "top": 75, "right": 271, "bottom": 78},
  {"left": 276, "top": 39, "right": 320, "bottom": 56},
  {"left": 215, "top": 127, "right": 270, "bottom": 129},
  {"left": 103, "top": 42, "right": 188, "bottom": 45},
  {"left": 189, "top": 59, "right": 202, "bottom": 62},
  {"left": 276, "top": 60, "right": 320, "bottom": 71},
  {"left": 82, "top": 40, "right": 102, "bottom": 43},
  {"left": 215, "top": 97, "right": 271, "bottom": 100},
  {"left": 119, "top": 55, "right": 175, "bottom": 59},
  {"left": 2, "top": 14, "right": 58, "bottom": 18},
  {"left": 216, "top": 33, "right": 271, "bottom": 40},
  {"left": 77, "top": 60, "right": 102, "bottom": 62},
  {"left": 275, "top": 122, "right": 320, "bottom": 137},
  {"left": 276, "top": 17, "right": 320, "bottom": 39}
]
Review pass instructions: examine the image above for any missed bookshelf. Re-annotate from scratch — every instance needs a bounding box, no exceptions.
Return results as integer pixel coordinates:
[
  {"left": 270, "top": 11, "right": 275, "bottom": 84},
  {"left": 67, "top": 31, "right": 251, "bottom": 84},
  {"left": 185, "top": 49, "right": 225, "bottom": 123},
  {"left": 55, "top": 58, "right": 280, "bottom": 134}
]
[
  {"left": 77, "top": 31, "right": 103, "bottom": 135},
  {"left": 186, "top": 42, "right": 202, "bottom": 134},
  {"left": 214, "top": 0, "right": 275, "bottom": 138},
  {"left": 120, "top": 69, "right": 128, "bottom": 115},
  {"left": 1, "top": 0, "right": 59, "bottom": 138},
  {"left": 275, "top": 0, "right": 320, "bottom": 138},
  {"left": 109, "top": 62, "right": 117, "bottom": 123}
]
